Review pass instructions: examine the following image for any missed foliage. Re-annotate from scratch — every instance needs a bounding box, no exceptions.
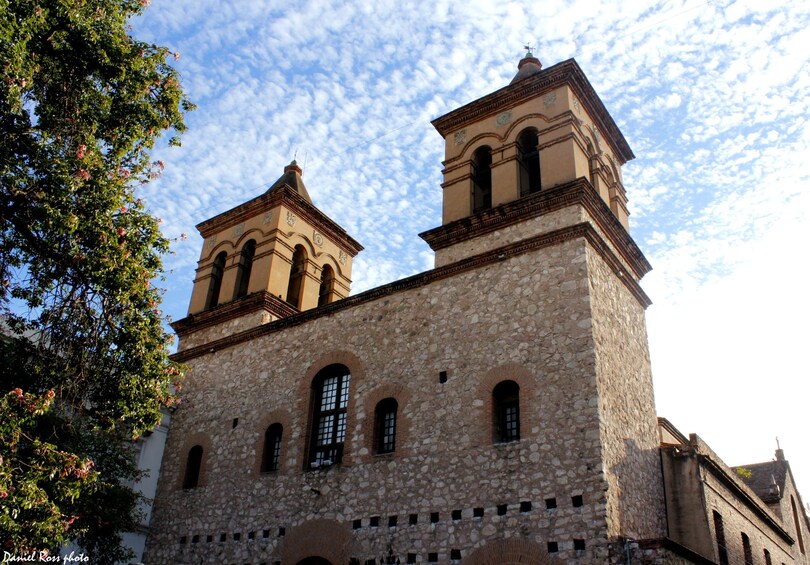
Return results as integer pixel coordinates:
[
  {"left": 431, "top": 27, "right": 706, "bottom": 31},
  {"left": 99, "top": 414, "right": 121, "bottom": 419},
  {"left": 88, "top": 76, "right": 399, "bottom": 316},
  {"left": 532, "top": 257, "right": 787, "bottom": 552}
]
[
  {"left": 735, "top": 467, "right": 753, "bottom": 479},
  {"left": 0, "top": 0, "right": 192, "bottom": 553}
]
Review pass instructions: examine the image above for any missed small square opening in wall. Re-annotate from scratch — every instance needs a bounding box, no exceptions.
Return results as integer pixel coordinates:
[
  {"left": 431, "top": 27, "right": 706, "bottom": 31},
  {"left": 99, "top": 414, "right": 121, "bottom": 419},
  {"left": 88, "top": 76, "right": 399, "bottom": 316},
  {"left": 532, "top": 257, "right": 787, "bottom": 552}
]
[
  {"left": 428, "top": 553, "right": 438, "bottom": 563},
  {"left": 352, "top": 519, "right": 362, "bottom": 530},
  {"left": 388, "top": 515, "right": 398, "bottom": 527},
  {"left": 219, "top": 533, "right": 226, "bottom": 542},
  {"left": 407, "top": 554, "right": 416, "bottom": 564},
  {"left": 520, "top": 501, "right": 532, "bottom": 513},
  {"left": 430, "top": 512, "right": 439, "bottom": 523},
  {"left": 473, "top": 507, "right": 484, "bottom": 518},
  {"left": 451, "top": 549, "right": 462, "bottom": 561},
  {"left": 572, "top": 495, "right": 583, "bottom": 507},
  {"left": 179, "top": 536, "right": 187, "bottom": 544},
  {"left": 366, "top": 560, "right": 376, "bottom": 565},
  {"left": 206, "top": 534, "right": 213, "bottom": 543},
  {"left": 370, "top": 516, "right": 380, "bottom": 527},
  {"left": 409, "top": 513, "right": 418, "bottom": 525},
  {"left": 247, "top": 531, "right": 255, "bottom": 540},
  {"left": 262, "top": 529, "right": 270, "bottom": 538},
  {"left": 451, "top": 509, "right": 461, "bottom": 521},
  {"left": 191, "top": 534, "right": 199, "bottom": 543},
  {"left": 349, "top": 559, "right": 359, "bottom": 565},
  {"left": 574, "top": 539, "right": 586, "bottom": 551},
  {"left": 545, "top": 497, "right": 557, "bottom": 509},
  {"left": 278, "top": 527, "right": 285, "bottom": 536},
  {"left": 232, "top": 418, "right": 239, "bottom": 429},
  {"left": 439, "top": 371, "right": 448, "bottom": 383},
  {"left": 547, "top": 542, "right": 558, "bottom": 553},
  {"left": 233, "top": 532, "right": 241, "bottom": 541},
  {"left": 497, "top": 504, "right": 507, "bottom": 516}
]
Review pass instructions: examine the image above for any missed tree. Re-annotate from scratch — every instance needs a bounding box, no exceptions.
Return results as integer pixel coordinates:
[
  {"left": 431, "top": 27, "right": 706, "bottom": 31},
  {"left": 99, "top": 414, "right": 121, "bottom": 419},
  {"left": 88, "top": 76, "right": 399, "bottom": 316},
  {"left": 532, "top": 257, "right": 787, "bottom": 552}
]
[{"left": 0, "top": 0, "right": 192, "bottom": 556}]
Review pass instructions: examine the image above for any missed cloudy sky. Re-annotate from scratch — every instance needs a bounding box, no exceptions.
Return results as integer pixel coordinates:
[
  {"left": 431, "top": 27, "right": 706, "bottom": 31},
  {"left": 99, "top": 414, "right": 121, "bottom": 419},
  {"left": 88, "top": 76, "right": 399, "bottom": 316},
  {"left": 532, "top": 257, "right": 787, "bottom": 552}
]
[{"left": 134, "top": 0, "right": 810, "bottom": 498}]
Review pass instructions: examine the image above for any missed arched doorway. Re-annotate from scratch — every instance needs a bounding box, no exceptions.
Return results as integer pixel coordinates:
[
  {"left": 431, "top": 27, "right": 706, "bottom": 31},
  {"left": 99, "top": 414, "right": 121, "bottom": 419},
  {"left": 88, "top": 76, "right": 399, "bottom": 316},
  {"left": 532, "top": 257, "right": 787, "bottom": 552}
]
[{"left": 297, "top": 558, "right": 333, "bottom": 565}]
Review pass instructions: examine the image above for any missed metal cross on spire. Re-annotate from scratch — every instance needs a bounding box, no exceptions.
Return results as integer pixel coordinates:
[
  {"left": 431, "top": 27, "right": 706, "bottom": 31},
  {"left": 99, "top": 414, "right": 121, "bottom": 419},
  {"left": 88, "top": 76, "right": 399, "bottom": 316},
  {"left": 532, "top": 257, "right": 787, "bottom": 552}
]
[{"left": 524, "top": 43, "right": 535, "bottom": 57}]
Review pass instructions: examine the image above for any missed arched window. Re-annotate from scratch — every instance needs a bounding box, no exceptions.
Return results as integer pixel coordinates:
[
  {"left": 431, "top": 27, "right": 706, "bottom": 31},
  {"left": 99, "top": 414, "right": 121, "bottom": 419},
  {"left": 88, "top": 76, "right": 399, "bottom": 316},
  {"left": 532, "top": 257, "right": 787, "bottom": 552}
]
[
  {"left": 493, "top": 380, "right": 520, "bottom": 443},
  {"left": 318, "top": 264, "right": 335, "bottom": 307},
  {"left": 741, "top": 533, "right": 753, "bottom": 565},
  {"left": 586, "top": 140, "right": 598, "bottom": 187},
  {"left": 308, "top": 364, "right": 351, "bottom": 467},
  {"left": 183, "top": 445, "right": 203, "bottom": 489},
  {"left": 233, "top": 239, "right": 256, "bottom": 299},
  {"left": 792, "top": 495, "right": 806, "bottom": 554},
  {"left": 374, "top": 398, "right": 398, "bottom": 454},
  {"left": 713, "top": 511, "right": 728, "bottom": 565},
  {"left": 471, "top": 146, "right": 492, "bottom": 214},
  {"left": 286, "top": 245, "right": 307, "bottom": 308},
  {"left": 204, "top": 252, "right": 227, "bottom": 310},
  {"left": 260, "top": 423, "right": 283, "bottom": 473},
  {"left": 517, "top": 128, "right": 541, "bottom": 196},
  {"left": 763, "top": 548, "right": 772, "bottom": 565}
]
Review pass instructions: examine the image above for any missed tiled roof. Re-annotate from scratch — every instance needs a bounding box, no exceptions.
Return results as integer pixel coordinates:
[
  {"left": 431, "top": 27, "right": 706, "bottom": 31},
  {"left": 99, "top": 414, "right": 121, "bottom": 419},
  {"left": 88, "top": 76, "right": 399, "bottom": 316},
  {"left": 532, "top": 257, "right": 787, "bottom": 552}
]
[{"left": 733, "top": 460, "right": 789, "bottom": 503}]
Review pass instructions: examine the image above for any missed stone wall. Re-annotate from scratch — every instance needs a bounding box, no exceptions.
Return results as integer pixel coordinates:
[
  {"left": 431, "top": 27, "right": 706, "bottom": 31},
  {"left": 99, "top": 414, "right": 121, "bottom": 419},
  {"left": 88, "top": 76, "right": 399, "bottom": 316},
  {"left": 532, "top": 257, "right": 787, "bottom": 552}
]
[
  {"left": 145, "top": 230, "right": 658, "bottom": 564},
  {"left": 586, "top": 245, "right": 667, "bottom": 541}
]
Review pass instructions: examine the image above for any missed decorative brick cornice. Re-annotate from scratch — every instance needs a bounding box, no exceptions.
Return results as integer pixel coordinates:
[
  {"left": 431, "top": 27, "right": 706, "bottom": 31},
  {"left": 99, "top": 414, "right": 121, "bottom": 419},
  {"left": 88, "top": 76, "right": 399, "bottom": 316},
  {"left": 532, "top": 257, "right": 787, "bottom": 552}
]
[
  {"left": 195, "top": 184, "right": 363, "bottom": 256},
  {"left": 171, "top": 222, "right": 651, "bottom": 363},
  {"left": 419, "top": 177, "right": 651, "bottom": 280},
  {"left": 171, "top": 291, "right": 298, "bottom": 338},
  {"left": 431, "top": 58, "right": 634, "bottom": 164}
]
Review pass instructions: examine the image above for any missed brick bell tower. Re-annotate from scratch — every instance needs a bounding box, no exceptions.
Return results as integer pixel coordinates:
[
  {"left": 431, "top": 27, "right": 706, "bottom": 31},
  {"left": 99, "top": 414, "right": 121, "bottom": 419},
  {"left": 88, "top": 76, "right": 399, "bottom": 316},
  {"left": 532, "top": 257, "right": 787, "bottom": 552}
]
[
  {"left": 173, "top": 161, "right": 363, "bottom": 352},
  {"left": 420, "top": 49, "right": 667, "bottom": 553}
]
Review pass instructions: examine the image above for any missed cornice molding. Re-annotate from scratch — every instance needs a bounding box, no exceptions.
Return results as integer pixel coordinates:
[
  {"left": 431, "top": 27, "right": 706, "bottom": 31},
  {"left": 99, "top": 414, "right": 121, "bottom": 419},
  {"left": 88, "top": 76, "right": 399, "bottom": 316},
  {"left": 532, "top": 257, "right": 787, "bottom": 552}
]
[
  {"left": 419, "top": 177, "right": 651, "bottom": 280},
  {"left": 172, "top": 291, "right": 298, "bottom": 338},
  {"left": 431, "top": 59, "right": 634, "bottom": 164},
  {"left": 171, "top": 222, "right": 650, "bottom": 363},
  {"left": 195, "top": 185, "right": 364, "bottom": 256}
]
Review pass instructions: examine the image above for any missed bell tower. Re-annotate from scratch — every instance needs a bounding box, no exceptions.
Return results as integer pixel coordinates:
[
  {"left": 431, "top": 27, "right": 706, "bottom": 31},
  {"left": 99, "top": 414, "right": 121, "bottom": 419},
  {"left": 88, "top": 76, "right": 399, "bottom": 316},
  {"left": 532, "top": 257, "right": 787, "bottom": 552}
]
[
  {"left": 173, "top": 161, "right": 363, "bottom": 352},
  {"left": 421, "top": 50, "right": 636, "bottom": 269}
]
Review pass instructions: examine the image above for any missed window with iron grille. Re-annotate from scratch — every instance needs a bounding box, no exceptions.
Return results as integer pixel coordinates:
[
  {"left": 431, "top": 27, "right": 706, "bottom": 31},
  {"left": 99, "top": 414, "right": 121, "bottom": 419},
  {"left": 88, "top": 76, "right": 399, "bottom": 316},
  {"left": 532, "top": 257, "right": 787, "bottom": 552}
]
[
  {"left": 375, "top": 398, "right": 398, "bottom": 454},
  {"left": 309, "top": 365, "right": 351, "bottom": 466},
  {"left": 260, "top": 423, "right": 283, "bottom": 472},
  {"left": 493, "top": 380, "right": 520, "bottom": 443}
]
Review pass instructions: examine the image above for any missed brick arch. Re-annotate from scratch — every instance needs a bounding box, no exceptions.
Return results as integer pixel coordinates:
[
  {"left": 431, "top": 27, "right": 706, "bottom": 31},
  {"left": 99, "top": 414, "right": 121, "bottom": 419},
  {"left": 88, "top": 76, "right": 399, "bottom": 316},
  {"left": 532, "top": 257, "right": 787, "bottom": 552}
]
[
  {"left": 298, "top": 351, "right": 366, "bottom": 468},
  {"left": 199, "top": 238, "right": 237, "bottom": 263},
  {"left": 232, "top": 227, "right": 266, "bottom": 250},
  {"left": 360, "top": 381, "right": 412, "bottom": 460},
  {"left": 503, "top": 113, "right": 552, "bottom": 143},
  {"left": 281, "top": 518, "right": 353, "bottom": 565},
  {"left": 462, "top": 539, "right": 550, "bottom": 565},
  {"left": 475, "top": 363, "right": 537, "bottom": 447},
  {"left": 252, "top": 408, "right": 294, "bottom": 476},
  {"left": 456, "top": 133, "right": 505, "bottom": 162}
]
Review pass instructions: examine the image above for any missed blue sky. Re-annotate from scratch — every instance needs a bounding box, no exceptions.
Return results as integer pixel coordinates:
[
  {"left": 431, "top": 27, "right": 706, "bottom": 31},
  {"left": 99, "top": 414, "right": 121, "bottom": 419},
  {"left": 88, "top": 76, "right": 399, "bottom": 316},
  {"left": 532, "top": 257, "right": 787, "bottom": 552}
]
[{"left": 134, "top": 0, "right": 810, "bottom": 499}]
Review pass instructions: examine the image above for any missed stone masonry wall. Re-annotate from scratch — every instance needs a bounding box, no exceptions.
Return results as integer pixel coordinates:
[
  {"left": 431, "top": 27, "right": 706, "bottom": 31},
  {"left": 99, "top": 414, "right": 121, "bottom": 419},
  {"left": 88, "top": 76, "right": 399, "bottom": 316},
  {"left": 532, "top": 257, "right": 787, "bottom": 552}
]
[
  {"left": 145, "top": 233, "right": 660, "bottom": 564},
  {"left": 586, "top": 246, "right": 667, "bottom": 541}
]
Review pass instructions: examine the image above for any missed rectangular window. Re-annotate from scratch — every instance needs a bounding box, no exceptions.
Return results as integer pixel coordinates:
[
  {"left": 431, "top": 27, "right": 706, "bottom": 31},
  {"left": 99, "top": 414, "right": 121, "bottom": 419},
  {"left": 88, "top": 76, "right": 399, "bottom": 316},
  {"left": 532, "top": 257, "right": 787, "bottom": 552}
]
[
  {"left": 713, "top": 511, "right": 729, "bottom": 565},
  {"left": 311, "top": 369, "right": 351, "bottom": 465},
  {"left": 381, "top": 410, "right": 396, "bottom": 452}
]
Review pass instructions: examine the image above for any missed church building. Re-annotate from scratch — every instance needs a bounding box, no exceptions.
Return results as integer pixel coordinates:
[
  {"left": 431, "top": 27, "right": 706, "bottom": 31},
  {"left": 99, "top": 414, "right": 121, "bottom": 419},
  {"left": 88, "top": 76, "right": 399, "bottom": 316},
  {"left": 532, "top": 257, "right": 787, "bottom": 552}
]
[{"left": 143, "top": 51, "right": 810, "bottom": 565}]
